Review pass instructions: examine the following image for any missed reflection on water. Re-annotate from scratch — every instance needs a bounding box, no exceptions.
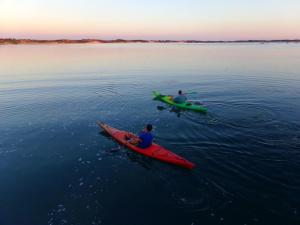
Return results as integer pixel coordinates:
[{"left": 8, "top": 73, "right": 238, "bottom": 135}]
[{"left": 0, "top": 43, "right": 300, "bottom": 225}]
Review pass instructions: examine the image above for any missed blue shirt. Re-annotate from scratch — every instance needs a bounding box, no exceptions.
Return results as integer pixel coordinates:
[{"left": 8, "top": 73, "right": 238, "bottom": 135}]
[{"left": 138, "top": 131, "right": 153, "bottom": 148}]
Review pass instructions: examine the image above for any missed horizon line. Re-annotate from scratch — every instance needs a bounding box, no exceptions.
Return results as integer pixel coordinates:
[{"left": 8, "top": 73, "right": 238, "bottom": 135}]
[{"left": 1, "top": 38, "right": 300, "bottom": 44}]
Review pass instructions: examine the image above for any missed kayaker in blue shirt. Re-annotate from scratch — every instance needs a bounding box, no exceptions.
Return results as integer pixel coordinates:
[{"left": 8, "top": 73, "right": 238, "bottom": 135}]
[
  {"left": 126, "top": 124, "right": 153, "bottom": 148},
  {"left": 173, "top": 90, "right": 187, "bottom": 104}
]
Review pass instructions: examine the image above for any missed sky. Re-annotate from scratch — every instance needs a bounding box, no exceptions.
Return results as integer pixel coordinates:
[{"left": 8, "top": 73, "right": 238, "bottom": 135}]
[{"left": 0, "top": 0, "right": 299, "bottom": 40}]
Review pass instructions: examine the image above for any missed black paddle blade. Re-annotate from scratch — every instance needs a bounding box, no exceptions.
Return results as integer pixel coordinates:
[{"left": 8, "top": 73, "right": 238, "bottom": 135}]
[{"left": 157, "top": 106, "right": 166, "bottom": 110}]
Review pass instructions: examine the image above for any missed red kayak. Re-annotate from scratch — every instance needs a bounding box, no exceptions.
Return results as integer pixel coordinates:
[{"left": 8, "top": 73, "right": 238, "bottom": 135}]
[{"left": 97, "top": 122, "right": 195, "bottom": 169}]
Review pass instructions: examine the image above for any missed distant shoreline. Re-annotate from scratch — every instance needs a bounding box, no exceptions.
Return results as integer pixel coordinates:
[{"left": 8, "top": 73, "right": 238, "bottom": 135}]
[{"left": 1, "top": 38, "right": 299, "bottom": 45}]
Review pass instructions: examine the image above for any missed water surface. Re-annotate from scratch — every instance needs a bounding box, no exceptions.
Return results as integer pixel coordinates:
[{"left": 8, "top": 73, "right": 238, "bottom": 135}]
[{"left": 0, "top": 43, "right": 300, "bottom": 225}]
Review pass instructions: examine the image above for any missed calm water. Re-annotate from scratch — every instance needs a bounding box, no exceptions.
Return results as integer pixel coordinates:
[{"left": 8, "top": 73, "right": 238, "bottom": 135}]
[{"left": 0, "top": 43, "right": 300, "bottom": 225}]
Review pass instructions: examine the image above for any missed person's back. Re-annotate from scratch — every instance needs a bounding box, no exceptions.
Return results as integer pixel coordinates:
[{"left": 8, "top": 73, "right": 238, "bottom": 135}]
[
  {"left": 173, "top": 90, "right": 187, "bottom": 104},
  {"left": 138, "top": 131, "right": 153, "bottom": 148},
  {"left": 126, "top": 124, "right": 153, "bottom": 148}
]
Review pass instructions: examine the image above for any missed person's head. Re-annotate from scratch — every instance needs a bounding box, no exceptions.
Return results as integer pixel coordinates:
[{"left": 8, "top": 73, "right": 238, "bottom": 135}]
[
  {"left": 146, "top": 124, "right": 153, "bottom": 132},
  {"left": 178, "top": 90, "right": 182, "bottom": 95}
]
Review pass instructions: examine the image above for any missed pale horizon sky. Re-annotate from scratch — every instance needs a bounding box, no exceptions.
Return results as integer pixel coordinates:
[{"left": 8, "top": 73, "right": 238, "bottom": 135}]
[{"left": 0, "top": 0, "right": 299, "bottom": 40}]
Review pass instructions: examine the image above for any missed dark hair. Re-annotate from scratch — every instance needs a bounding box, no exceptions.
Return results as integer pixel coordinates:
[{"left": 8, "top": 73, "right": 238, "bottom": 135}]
[
  {"left": 178, "top": 90, "right": 182, "bottom": 95},
  {"left": 146, "top": 124, "right": 153, "bottom": 131}
]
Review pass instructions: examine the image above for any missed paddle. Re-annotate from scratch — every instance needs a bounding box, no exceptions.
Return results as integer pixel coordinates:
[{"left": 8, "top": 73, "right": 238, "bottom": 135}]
[
  {"left": 187, "top": 100, "right": 203, "bottom": 105},
  {"left": 157, "top": 106, "right": 167, "bottom": 110},
  {"left": 185, "top": 91, "right": 198, "bottom": 95},
  {"left": 184, "top": 92, "right": 204, "bottom": 105}
]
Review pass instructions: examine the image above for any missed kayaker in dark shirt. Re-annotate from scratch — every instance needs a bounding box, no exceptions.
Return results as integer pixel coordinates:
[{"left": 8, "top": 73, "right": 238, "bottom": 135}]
[
  {"left": 173, "top": 90, "right": 187, "bottom": 104},
  {"left": 126, "top": 124, "right": 153, "bottom": 149}
]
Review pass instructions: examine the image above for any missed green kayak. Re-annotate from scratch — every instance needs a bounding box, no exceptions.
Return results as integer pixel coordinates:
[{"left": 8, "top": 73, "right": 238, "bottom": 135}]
[{"left": 153, "top": 91, "right": 207, "bottom": 113}]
